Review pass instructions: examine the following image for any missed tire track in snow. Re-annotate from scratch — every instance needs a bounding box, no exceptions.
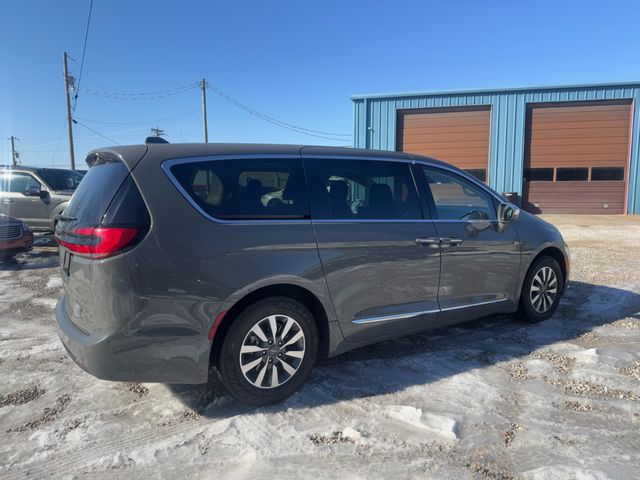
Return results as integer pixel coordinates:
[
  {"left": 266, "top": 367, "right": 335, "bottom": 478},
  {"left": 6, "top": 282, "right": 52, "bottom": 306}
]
[{"left": 2, "top": 400, "right": 251, "bottom": 479}]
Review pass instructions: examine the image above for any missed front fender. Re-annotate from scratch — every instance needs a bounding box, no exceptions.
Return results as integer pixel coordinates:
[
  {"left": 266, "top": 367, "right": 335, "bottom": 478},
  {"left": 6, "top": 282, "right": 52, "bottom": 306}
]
[{"left": 513, "top": 212, "right": 569, "bottom": 300}]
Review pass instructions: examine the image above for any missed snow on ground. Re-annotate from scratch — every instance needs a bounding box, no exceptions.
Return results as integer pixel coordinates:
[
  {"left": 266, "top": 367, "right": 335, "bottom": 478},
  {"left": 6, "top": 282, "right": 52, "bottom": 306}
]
[{"left": 0, "top": 218, "right": 639, "bottom": 479}]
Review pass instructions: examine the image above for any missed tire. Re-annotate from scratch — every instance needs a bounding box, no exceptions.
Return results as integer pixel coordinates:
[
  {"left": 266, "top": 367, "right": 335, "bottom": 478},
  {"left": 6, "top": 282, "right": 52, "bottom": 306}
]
[
  {"left": 518, "top": 256, "right": 564, "bottom": 323},
  {"left": 218, "top": 297, "right": 318, "bottom": 406}
]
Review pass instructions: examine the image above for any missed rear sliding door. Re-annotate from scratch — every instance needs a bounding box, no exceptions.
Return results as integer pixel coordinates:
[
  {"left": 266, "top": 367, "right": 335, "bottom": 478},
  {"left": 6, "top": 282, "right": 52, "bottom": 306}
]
[{"left": 303, "top": 154, "right": 441, "bottom": 343}]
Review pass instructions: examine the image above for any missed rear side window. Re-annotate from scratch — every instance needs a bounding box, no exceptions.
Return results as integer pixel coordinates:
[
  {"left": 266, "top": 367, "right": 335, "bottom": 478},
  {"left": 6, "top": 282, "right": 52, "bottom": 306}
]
[
  {"left": 169, "top": 158, "right": 309, "bottom": 220},
  {"left": 64, "top": 162, "right": 129, "bottom": 226},
  {"left": 305, "top": 158, "right": 422, "bottom": 220},
  {"left": 422, "top": 166, "right": 495, "bottom": 220}
]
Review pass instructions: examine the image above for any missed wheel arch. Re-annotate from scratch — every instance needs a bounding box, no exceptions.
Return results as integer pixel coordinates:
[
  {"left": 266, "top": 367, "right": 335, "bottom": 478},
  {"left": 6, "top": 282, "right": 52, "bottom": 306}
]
[
  {"left": 528, "top": 245, "right": 568, "bottom": 291},
  {"left": 209, "top": 283, "right": 331, "bottom": 368}
]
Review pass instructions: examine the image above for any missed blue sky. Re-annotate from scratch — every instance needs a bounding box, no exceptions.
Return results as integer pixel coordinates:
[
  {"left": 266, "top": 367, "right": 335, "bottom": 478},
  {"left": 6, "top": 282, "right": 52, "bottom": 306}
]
[{"left": 2, "top": 0, "right": 640, "bottom": 167}]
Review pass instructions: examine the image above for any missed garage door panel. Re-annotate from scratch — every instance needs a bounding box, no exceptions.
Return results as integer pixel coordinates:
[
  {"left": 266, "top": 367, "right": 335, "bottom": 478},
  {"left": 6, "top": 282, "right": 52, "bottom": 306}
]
[
  {"left": 523, "top": 182, "right": 625, "bottom": 214},
  {"left": 523, "top": 102, "right": 630, "bottom": 214},
  {"left": 402, "top": 116, "right": 490, "bottom": 128},
  {"left": 531, "top": 153, "right": 626, "bottom": 168},
  {"left": 531, "top": 111, "right": 630, "bottom": 122},
  {"left": 528, "top": 144, "right": 629, "bottom": 155},
  {"left": 400, "top": 124, "right": 490, "bottom": 135},
  {"left": 530, "top": 136, "right": 631, "bottom": 147},
  {"left": 529, "top": 127, "right": 629, "bottom": 140},
  {"left": 401, "top": 132, "right": 489, "bottom": 142},
  {"left": 397, "top": 108, "right": 490, "bottom": 175},
  {"left": 528, "top": 119, "right": 630, "bottom": 131}
]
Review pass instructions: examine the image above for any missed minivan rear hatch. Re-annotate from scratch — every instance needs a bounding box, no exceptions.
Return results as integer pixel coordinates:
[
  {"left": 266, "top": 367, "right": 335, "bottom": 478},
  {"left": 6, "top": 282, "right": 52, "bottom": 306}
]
[{"left": 55, "top": 147, "right": 150, "bottom": 334}]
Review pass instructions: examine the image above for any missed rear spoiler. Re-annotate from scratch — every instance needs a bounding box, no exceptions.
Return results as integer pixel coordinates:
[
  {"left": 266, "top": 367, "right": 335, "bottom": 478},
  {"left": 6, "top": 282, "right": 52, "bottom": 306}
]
[{"left": 85, "top": 145, "right": 148, "bottom": 170}]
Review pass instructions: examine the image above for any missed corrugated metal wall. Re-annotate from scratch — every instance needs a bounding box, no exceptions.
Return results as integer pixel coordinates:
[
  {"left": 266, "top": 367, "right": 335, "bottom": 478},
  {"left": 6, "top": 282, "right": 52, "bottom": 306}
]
[{"left": 352, "top": 83, "right": 640, "bottom": 214}]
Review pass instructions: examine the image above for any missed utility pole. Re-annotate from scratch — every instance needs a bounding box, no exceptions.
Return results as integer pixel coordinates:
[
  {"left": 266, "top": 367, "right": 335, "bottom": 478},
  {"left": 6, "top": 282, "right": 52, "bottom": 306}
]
[
  {"left": 201, "top": 78, "right": 209, "bottom": 143},
  {"left": 150, "top": 127, "right": 165, "bottom": 137},
  {"left": 63, "top": 52, "right": 76, "bottom": 170},
  {"left": 8, "top": 136, "right": 19, "bottom": 166}
]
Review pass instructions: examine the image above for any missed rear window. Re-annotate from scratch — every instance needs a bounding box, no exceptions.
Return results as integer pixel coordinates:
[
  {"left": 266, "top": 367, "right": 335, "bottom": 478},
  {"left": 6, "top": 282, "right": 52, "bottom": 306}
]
[
  {"left": 63, "top": 162, "right": 129, "bottom": 226},
  {"left": 169, "top": 158, "right": 309, "bottom": 220},
  {"left": 37, "top": 169, "right": 84, "bottom": 191}
]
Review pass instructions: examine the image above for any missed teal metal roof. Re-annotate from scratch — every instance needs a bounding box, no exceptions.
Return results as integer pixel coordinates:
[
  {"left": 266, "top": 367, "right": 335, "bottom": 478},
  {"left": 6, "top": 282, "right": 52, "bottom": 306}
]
[{"left": 351, "top": 81, "right": 640, "bottom": 100}]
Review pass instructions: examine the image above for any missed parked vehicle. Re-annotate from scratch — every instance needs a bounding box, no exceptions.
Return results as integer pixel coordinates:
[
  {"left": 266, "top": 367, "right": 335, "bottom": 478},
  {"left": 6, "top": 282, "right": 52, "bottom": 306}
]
[
  {"left": 0, "top": 166, "right": 84, "bottom": 232},
  {"left": 54, "top": 143, "right": 569, "bottom": 405},
  {"left": 0, "top": 214, "right": 34, "bottom": 260}
]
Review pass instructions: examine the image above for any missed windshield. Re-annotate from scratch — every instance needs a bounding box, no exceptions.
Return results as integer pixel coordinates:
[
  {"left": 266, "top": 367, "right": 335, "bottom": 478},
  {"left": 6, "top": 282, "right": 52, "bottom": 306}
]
[{"left": 37, "top": 169, "right": 84, "bottom": 191}]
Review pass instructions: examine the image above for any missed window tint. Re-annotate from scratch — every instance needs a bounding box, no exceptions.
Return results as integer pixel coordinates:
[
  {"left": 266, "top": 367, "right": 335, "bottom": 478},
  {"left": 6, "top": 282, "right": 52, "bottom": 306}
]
[
  {"left": 0, "top": 172, "right": 41, "bottom": 193},
  {"left": 463, "top": 169, "right": 487, "bottom": 182},
  {"left": 309, "top": 159, "right": 421, "bottom": 220},
  {"left": 422, "top": 166, "right": 495, "bottom": 220},
  {"left": 591, "top": 167, "right": 624, "bottom": 181},
  {"left": 64, "top": 162, "right": 130, "bottom": 226},
  {"left": 170, "top": 158, "right": 309, "bottom": 220},
  {"left": 556, "top": 167, "right": 588, "bottom": 181},
  {"left": 524, "top": 168, "right": 554, "bottom": 181}
]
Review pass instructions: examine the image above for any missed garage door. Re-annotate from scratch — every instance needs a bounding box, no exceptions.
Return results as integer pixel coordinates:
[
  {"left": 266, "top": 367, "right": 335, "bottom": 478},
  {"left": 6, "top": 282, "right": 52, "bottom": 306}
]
[
  {"left": 397, "top": 107, "right": 490, "bottom": 182},
  {"left": 523, "top": 102, "right": 631, "bottom": 214}
]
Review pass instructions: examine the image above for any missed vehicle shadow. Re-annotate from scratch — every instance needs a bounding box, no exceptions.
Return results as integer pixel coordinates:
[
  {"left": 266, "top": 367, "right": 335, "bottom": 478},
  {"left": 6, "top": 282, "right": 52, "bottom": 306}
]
[{"left": 168, "top": 280, "right": 640, "bottom": 417}]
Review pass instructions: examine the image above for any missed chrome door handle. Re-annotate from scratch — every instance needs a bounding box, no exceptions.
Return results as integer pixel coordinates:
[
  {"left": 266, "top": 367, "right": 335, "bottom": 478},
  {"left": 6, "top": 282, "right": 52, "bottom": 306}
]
[
  {"left": 440, "top": 237, "right": 463, "bottom": 246},
  {"left": 415, "top": 237, "right": 440, "bottom": 246},
  {"left": 1, "top": 199, "right": 14, "bottom": 204}
]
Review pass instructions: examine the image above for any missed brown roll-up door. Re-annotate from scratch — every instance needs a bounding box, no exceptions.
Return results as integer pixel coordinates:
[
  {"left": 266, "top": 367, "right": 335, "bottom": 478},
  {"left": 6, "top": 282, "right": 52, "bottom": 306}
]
[
  {"left": 397, "top": 107, "right": 490, "bottom": 182},
  {"left": 523, "top": 102, "right": 631, "bottom": 214}
]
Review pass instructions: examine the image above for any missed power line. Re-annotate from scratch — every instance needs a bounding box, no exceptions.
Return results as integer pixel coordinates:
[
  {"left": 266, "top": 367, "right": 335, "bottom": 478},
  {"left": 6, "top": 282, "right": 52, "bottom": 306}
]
[
  {"left": 74, "top": 108, "right": 200, "bottom": 125},
  {"left": 73, "top": 119, "right": 120, "bottom": 145},
  {"left": 73, "top": 0, "right": 95, "bottom": 112},
  {"left": 80, "top": 84, "right": 197, "bottom": 100},
  {"left": 205, "top": 82, "right": 352, "bottom": 141}
]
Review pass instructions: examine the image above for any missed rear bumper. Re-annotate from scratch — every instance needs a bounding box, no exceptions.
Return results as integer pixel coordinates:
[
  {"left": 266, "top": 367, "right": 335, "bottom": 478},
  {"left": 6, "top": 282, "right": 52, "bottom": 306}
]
[{"left": 55, "top": 294, "right": 210, "bottom": 384}]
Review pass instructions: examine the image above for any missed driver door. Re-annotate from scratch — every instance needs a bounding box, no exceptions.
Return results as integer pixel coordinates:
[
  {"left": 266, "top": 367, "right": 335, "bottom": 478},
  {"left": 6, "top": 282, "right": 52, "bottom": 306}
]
[{"left": 415, "top": 165, "right": 521, "bottom": 325}]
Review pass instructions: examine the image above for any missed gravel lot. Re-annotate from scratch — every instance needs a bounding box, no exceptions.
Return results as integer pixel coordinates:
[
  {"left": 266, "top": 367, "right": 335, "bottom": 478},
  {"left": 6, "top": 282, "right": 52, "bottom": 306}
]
[{"left": 1, "top": 216, "right": 639, "bottom": 479}]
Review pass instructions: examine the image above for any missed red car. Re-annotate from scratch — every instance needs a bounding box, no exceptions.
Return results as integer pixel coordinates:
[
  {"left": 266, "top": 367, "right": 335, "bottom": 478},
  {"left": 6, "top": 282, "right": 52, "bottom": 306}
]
[{"left": 0, "top": 214, "right": 33, "bottom": 260}]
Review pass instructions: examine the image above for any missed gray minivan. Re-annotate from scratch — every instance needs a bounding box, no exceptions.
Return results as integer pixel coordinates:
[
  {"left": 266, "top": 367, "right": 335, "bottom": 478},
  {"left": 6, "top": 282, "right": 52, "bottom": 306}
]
[{"left": 55, "top": 144, "right": 569, "bottom": 405}]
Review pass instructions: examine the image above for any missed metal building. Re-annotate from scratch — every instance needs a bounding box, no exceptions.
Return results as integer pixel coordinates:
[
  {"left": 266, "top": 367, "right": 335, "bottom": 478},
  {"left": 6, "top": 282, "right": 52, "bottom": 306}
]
[{"left": 352, "top": 82, "right": 640, "bottom": 214}]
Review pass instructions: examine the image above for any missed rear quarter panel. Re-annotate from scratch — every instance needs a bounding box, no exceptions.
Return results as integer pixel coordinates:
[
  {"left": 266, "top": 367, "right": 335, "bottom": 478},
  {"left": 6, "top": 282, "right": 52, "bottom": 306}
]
[{"left": 125, "top": 155, "right": 338, "bottom": 373}]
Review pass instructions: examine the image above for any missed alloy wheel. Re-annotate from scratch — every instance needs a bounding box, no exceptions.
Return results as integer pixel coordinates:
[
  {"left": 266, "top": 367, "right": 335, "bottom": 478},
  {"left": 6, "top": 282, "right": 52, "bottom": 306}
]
[
  {"left": 530, "top": 266, "right": 558, "bottom": 314},
  {"left": 239, "top": 314, "right": 306, "bottom": 389}
]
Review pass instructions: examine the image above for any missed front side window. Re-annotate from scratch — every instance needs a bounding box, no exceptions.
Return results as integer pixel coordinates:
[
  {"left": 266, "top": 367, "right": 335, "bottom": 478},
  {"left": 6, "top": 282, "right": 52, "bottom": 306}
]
[
  {"left": 422, "top": 166, "right": 495, "bottom": 220},
  {"left": 0, "top": 172, "right": 41, "bottom": 193},
  {"left": 308, "top": 159, "right": 422, "bottom": 220},
  {"left": 170, "top": 158, "right": 309, "bottom": 220}
]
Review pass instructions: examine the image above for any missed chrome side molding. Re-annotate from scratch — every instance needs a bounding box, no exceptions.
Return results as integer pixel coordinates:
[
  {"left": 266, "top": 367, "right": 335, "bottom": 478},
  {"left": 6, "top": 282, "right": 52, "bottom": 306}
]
[{"left": 352, "top": 298, "right": 508, "bottom": 324}]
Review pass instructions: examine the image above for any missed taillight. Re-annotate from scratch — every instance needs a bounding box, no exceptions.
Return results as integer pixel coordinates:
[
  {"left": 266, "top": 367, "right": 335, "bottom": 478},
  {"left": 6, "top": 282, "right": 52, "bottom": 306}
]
[{"left": 55, "top": 226, "right": 139, "bottom": 259}]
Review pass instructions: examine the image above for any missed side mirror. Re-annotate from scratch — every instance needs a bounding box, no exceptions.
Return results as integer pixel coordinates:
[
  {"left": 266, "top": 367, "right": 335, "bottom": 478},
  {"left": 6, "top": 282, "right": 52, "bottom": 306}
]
[
  {"left": 24, "top": 185, "right": 42, "bottom": 197},
  {"left": 498, "top": 202, "right": 519, "bottom": 224}
]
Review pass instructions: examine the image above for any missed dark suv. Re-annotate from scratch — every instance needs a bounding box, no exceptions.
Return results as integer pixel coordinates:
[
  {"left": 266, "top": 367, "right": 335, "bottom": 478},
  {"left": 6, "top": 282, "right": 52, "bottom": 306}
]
[
  {"left": 0, "top": 166, "right": 84, "bottom": 231},
  {"left": 55, "top": 144, "right": 569, "bottom": 405}
]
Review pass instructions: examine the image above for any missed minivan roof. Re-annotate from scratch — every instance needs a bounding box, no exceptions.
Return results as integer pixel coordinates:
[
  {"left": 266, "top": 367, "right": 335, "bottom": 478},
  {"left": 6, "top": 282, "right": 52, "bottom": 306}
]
[{"left": 86, "top": 142, "right": 452, "bottom": 170}]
